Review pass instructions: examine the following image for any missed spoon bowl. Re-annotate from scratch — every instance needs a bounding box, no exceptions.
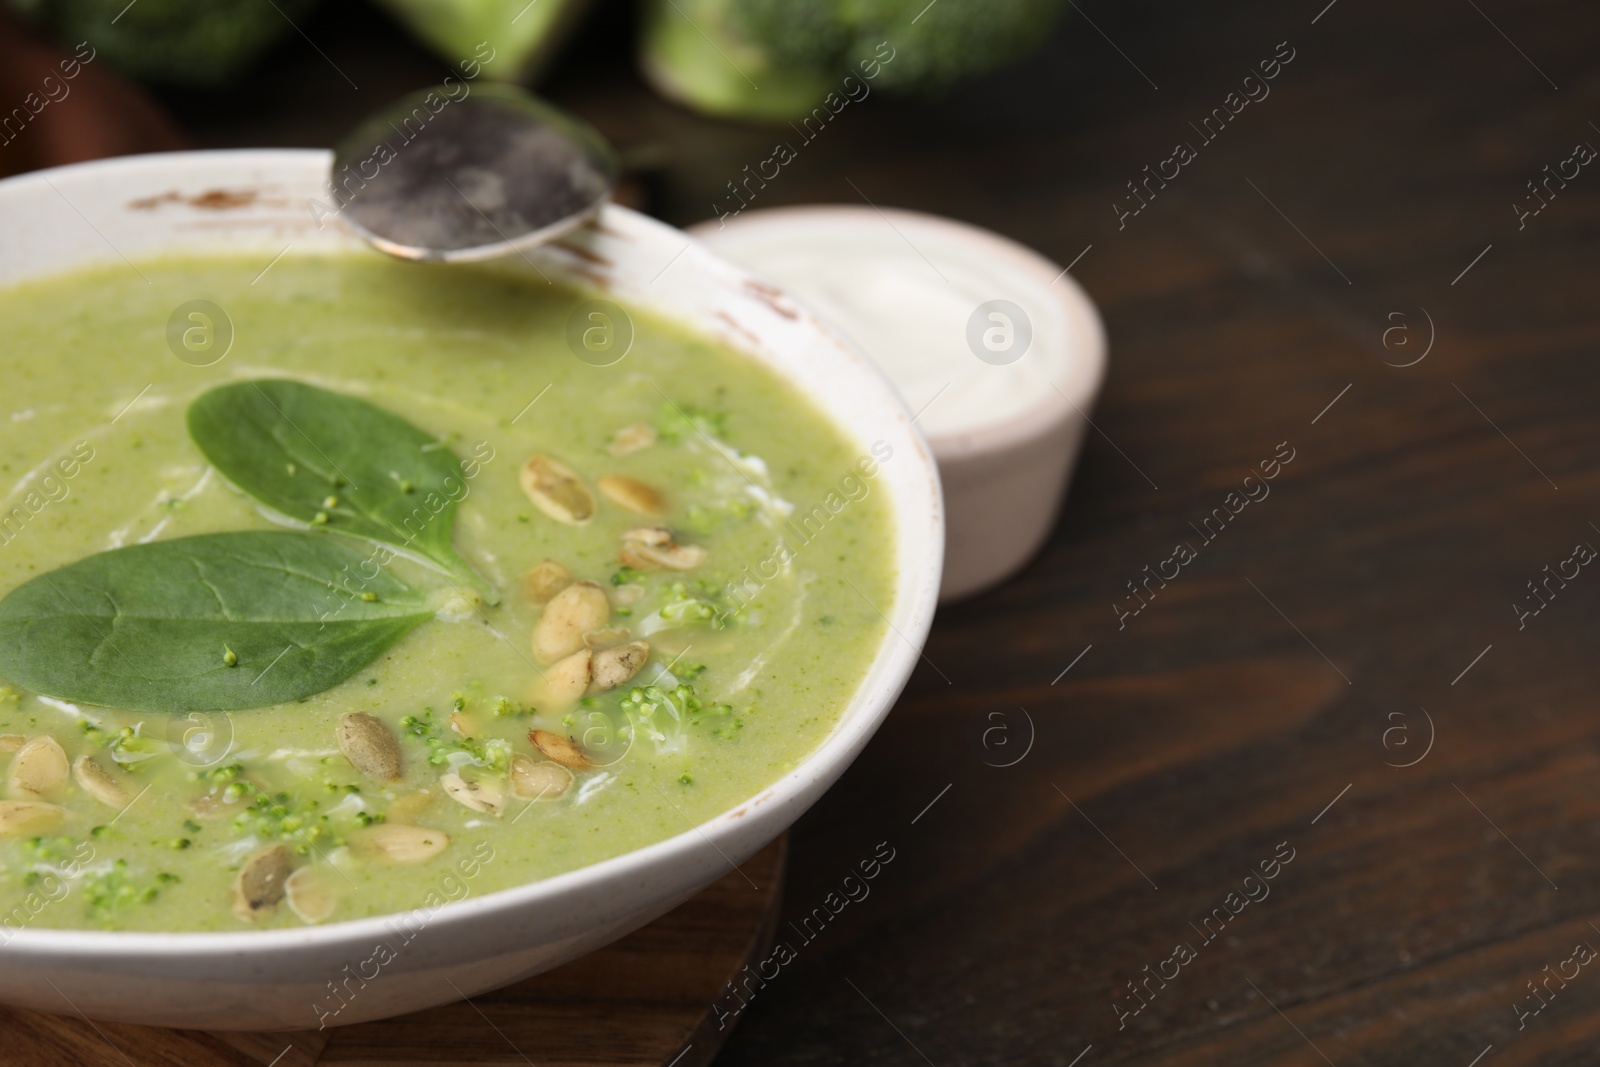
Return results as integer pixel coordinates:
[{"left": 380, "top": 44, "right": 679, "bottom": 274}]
[{"left": 331, "top": 83, "right": 619, "bottom": 262}]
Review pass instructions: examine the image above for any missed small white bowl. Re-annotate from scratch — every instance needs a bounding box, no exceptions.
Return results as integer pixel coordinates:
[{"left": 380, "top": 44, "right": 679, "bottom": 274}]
[
  {"left": 692, "top": 207, "right": 1106, "bottom": 601},
  {"left": 0, "top": 151, "right": 942, "bottom": 1030}
]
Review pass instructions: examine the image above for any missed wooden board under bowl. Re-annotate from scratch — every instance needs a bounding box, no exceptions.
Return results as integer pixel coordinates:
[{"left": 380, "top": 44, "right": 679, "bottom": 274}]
[{"left": 3, "top": 836, "right": 786, "bottom": 1067}]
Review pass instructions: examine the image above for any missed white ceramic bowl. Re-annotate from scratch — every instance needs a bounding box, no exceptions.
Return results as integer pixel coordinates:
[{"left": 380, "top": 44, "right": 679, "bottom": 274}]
[
  {"left": 692, "top": 207, "right": 1107, "bottom": 601},
  {"left": 0, "top": 150, "right": 942, "bottom": 1031}
]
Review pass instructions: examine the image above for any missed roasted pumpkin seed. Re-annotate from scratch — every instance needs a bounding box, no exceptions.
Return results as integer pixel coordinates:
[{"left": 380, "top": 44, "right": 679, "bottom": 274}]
[
  {"left": 619, "top": 539, "right": 707, "bottom": 571},
  {"left": 621, "top": 526, "right": 671, "bottom": 547},
  {"left": 336, "top": 712, "right": 403, "bottom": 782},
  {"left": 598, "top": 474, "right": 667, "bottom": 517},
  {"left": 72, "top": 755, "right": 130, "bottom": 808},
  {"left": 582, "top": 626, "right": 631, "bottom": 650},
  {"left": 510, "top": 755, "right": 574, "bottom": 801},
  {"left": 355, "top": 823, "right": 450, "bottom": 864},
  {"left": 387, "top": 790, "right": 434, "bottom": 822},
  {"left": 9, "top": 736, "right": 68, "bottom": 798},
  {"left": 441, "top": 772, "right": 506, "bottom": 816},
  {"left": 523, "top": 559, "right": 572, "bottom": 604},
  {"left": 543, "top": 648, "right": 592, "bottom": 708},
  {"left": 529, "top": 729, "right": 591, "bottom": 770},
  {"left": 533, "top": 580, "right": 610, "bottom": 662},
  {"left": 592, "top": 641, "right": 650, "bottom": 692},
  {"left": 520, "top": 454, "right": 595, "bottom": 524},
  {"left": 233, "top": 843, "right": 295, "bottom": 922},
  {"left": 284, "top": 866, "right": 339, "bottom": 924},
  {"left": 608, "top": 423, "right": 657, "bottom": 457},
  {"left": 0, "top": 799, "right": 64, "bottom": 836}
]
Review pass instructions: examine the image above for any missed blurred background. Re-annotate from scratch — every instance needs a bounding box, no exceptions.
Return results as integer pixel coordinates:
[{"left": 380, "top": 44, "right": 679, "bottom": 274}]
[
  {"left": 0, "top": 0, "right": 1075, "bottom": 222},
  {"left": 8, "top": 2, "right": 1600, "bottom": 1064}
]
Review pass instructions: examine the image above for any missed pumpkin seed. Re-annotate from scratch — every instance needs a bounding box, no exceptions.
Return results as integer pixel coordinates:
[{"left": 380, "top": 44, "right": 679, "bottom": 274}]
[
  {"left": 583, "top": 626, "right": 631, "bottom": 650},
  {"left": 0, "top": 799, "right": 64, "bottom": 835},
  {"left": 284, "top": 866, "right": 339, "bottom": 924},
  {"left": 529, "top": 729, "right": 591, "bottom": 770},
  {"left": 441, "top": 772, "right": 506, "bottom": 816},
  {"left": 598, "top": 474, "right": 667, "bottom": 517},
  {"left": 523, "top": 559, "right": 572, "bottom": 604},
  {"left": 355, "top": 823, "right": 450, "bottom": 864},
  {"left": 520, "top": 454, "right": 595, "bottom": 524},
  {"left": 9, "top": 736, "right": 67, "bottom": 798},
  {"left": 510, "top": 754, "right": 574, "bottom": 801},
  {"left": 387, "top": 790, "right": 434, "bottom": 822},
  {"left": 72, "top": 755, "right": 130, "bottom": 808},
  {"left": 0, "top": 734, "right": 25, "bottom": 754},
  {"left": 592, "top": 641, "right": 650, "bottom": 692},
  {"left": 608, "top": 423, "right": 657, "bottom": 457},
  {"left": 621, "top": 526, "right": 672, "bottom": 547},
  {"left": 188, "top": 791, "right": 244, "bottom": 821},
  {"left": 543, "top": 648, "right": 592, "bottom": 708},
  {"left": 619, "top": 536, "right": 708, "bottom": 571},
  {"left": 336, "top": 712, "right": 403, "bottom": 782},
  {"left": 233, "top": 843, "right": 295, "bottom": 922},
  {"left": 533, "top": 580, "right": 610, "bottom": 662}
]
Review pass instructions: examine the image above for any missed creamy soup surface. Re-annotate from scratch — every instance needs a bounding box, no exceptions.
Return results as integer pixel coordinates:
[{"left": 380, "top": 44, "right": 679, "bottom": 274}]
[{"left": 0, "top": 252, "right": 894, "bottom": 932}]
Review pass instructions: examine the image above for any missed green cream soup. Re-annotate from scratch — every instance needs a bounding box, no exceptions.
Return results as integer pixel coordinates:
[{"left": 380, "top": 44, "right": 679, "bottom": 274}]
[{"left": 0, "top": 253, "right": 894, "bottom": 933}]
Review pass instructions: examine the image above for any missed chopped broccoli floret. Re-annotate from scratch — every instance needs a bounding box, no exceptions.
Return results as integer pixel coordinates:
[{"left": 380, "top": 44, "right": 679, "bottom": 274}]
[
  {"left": 656, "top": 402, "right": 729, "bottom": 445},
  {"left": 400, "top": 708, "right": 511, "bottom": 771},
  {"left": 83, "top": 860, "right": 178, "bottom": 925}
]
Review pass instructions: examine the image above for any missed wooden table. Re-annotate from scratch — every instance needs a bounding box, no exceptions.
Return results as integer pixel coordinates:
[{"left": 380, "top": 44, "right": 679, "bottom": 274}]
[{"left": 54, "top": 0, "right": 1600, "bottom": 1061}]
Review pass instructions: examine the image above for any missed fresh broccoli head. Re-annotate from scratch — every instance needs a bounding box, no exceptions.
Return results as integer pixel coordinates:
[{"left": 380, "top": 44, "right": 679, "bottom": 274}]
[
  {"left": 369, "top": 0, "right": 598, "bottom": 83},
  {"left": 639, "top": 0, "right": 1068, "bottom": 121},
  {"left": 725, "top": 0, "right": 852, "bottom": 72},
  {"left": 8, "top": 0, "right": 320, "bottom": 87}
]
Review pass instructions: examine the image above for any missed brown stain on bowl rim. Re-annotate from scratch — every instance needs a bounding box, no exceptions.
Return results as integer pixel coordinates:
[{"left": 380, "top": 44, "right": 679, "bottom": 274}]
[
  {"left": 552, "top": 238, "right": 614, "bottom": 268},
  {"left": 713, "top": 311, "right": 761, "bottom": 351},
  {"left": 742, "top": 279, "right": 799, "bottom": 321},
  {"left": 564, "top": 266, "right": 613, "bottom": 291},
  {"left": 128, "top": 188, "right": 262, "bottom": 211}
]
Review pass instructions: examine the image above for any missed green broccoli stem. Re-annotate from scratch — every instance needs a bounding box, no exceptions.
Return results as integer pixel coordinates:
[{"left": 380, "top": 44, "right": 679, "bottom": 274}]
[{"left": 637, "top": 0, "right": 839, "bottom": 123}]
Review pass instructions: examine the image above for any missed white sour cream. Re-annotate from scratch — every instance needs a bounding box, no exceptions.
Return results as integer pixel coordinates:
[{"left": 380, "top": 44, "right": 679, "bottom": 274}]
[{"left": 696, "top": 209, "right": 1075, "bottom": 439}]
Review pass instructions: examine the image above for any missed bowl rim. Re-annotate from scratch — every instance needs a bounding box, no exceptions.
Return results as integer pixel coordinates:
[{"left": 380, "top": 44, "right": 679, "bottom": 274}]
[
  {"left": 689, "top": 202, "right": 1109, "bottom": 461},
  {"left": 0, "top": 149, "right": 944, "bottom": 957}
]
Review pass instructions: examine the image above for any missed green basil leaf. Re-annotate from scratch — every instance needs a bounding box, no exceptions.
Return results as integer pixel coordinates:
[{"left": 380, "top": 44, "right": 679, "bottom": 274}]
[
  {"left": 187, "top": 380, "right": 494, "bottom": 599},
  {"left": 0, "top": 532, "right": 434, "bottom": 713}
]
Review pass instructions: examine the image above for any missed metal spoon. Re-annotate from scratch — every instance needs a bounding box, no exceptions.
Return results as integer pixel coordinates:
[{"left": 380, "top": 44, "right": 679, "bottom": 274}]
[{"left": 330, "top": 83, "right": 619, "bottom": 262}]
